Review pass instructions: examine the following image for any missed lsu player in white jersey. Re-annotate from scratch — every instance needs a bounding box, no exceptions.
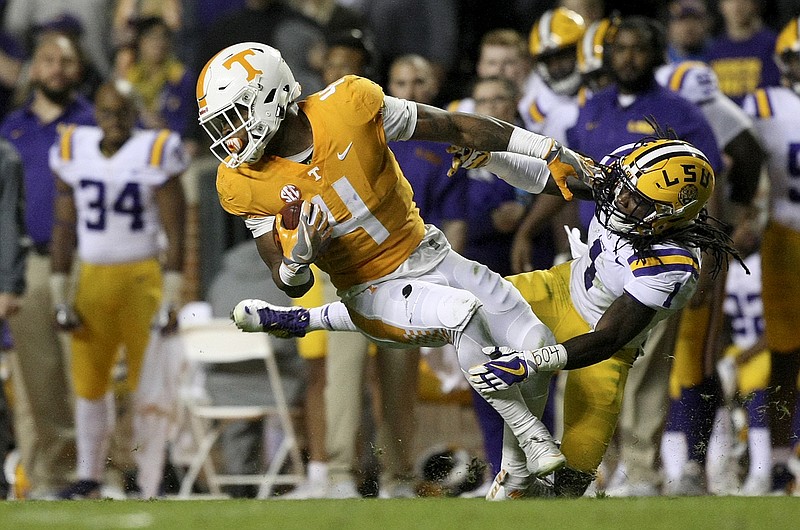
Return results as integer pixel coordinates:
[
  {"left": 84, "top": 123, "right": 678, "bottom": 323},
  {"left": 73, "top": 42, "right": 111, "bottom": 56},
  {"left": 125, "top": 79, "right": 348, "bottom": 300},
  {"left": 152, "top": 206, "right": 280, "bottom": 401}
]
[
  {"left": 463, "top": 137, "right": 741, "bottom": 498},
  {"left": 198, "top": 42, "right": 598, "bottom": 480},
  {"left": 716, "top": 248, "right": 772, "bottom": 496},
  {"left": 742, "top": 16, "right": 800, "bottom": 490},
  {"left": 521, "top": 7, "right": 586, "bottom": 140},
  {"left": 49, "top": 81, "right": 186, "bottom": 498}
]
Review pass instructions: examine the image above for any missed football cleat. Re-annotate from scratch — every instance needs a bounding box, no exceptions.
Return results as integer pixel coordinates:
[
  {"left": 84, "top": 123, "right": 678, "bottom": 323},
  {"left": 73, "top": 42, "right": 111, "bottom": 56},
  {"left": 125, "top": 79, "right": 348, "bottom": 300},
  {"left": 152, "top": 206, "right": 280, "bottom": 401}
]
[
  {"left": 520, "top": 424, "right": 566, "bottom": 477},
  {"left": 58, "top": 479, "right": 102, "bottom": 500},
  {"left": 486, "top": 470, "right": 555, "bottom": 500},
  {"left": 232, "top": 299, "right": 310, "bottom": 338}
]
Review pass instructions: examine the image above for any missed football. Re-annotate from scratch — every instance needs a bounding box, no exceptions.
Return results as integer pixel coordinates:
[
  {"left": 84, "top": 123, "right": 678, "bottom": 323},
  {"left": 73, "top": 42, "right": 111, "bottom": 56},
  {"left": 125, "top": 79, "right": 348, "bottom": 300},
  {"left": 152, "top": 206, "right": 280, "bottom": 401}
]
[{"left": 273, "top": 200, "right": 303, "bottom": 249}]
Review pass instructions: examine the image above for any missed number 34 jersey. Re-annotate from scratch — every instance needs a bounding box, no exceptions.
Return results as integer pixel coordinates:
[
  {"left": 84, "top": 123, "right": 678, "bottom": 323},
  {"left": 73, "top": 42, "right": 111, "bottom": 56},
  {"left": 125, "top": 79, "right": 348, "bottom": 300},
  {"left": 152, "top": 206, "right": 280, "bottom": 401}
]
[
  {"left": 570, "top": 216, "right": 701, "bottom": 349},
  {"left": 49, "top": 126, "right": 187, "bottom": 264},
  {"left": 216, "top": 75, "right": 425, "bottom": 290}
]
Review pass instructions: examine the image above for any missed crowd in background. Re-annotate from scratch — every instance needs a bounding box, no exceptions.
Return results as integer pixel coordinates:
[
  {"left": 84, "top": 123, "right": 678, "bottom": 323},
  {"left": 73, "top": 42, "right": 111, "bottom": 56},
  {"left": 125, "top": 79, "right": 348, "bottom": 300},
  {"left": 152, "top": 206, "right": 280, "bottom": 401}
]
[{"left": 1, "top": 0, "right": 800, "bottom": 500}]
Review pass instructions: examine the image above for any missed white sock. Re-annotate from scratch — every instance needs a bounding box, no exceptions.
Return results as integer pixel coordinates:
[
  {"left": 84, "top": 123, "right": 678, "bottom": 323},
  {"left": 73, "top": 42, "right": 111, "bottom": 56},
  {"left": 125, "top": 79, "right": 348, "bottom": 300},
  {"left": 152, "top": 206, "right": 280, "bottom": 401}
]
[
  {"left": 706, "top": 408, "right": 734, "bottom": 479},
  {"left": 660, "top": 430, "right": 688, "bottom": 482},
  {"left": 747, "top": 427, "right": 772, "bottom": 478},
  {"left": 307, "top": 461, "right": 328, "bottom": 485},
  {"left": 75, "top": 393, "right": 115, "bottom": 482},
  {"left": 309, "top": 302, "right": 358, "bottom": 332}
]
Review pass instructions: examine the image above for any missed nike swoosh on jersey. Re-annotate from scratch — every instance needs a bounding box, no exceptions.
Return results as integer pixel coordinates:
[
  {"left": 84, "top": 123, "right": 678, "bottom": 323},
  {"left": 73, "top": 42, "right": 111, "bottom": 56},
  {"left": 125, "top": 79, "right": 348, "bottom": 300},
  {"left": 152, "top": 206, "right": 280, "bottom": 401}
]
[
  {"left": 487, "top": 358, "right": 527, "bottom": 376},
  {"left": 337, "top": 142, "right": 354, "bottom": 160}
]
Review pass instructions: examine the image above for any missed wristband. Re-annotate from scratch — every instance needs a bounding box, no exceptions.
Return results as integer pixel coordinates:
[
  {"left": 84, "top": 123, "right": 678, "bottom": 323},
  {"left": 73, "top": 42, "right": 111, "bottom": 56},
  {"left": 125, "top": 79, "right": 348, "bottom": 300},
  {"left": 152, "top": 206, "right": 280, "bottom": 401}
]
[
  {"left": 49, "top": 272, "right": 69, "bottom": 307},
  {"left": 162, "top": 270, "right": 183, "bottom": 308},
  {"left": 507, "top": 127, "right": 555, "bottom": 160},
  {"left": 530, "top": 344, "right": 568, "bottom": 371},
  {"left": 279, "top": 261, "right": 311, "bottom": 286}
]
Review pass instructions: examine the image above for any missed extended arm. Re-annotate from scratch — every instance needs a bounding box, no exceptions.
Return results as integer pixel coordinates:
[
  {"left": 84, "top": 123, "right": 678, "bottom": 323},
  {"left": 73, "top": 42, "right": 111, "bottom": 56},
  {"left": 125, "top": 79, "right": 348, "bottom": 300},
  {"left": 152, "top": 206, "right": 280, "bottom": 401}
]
[
  {"left": 469, "top": 293, "right": 657, "bottom": 392},
  {"left": 560, "top": 293, "right": 657, "bottom": 370},
  {"left": 411, "top": 103, "right": 598, "bottom": 199},
  {"left": 50, "top": 176, "right": 81, "bottom": 330},
  {"left": 154, "top": 174, "right": 187, "bottom": 332}
]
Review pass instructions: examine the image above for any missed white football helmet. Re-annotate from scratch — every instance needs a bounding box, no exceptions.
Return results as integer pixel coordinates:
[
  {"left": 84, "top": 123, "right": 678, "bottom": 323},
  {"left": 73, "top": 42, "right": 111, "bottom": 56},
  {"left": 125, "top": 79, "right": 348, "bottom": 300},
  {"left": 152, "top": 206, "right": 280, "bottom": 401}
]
[{"left": 196, "top": 43, "right": 302, "bottom": 167}]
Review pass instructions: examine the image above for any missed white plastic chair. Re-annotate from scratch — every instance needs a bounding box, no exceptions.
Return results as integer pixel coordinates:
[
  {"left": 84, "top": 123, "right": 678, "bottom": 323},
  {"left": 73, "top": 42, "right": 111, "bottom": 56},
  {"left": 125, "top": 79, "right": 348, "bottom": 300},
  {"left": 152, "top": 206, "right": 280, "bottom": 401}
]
[{"left": 176, "top": 319, "right": 304, "bottom": 499}]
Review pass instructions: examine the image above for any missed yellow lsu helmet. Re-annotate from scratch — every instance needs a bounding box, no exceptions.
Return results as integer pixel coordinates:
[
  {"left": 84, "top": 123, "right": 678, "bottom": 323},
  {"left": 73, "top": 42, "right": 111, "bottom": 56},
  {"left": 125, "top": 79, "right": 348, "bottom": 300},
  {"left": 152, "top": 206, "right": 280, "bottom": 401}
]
[
  {"left": 596, "top": 139, "right": 715, "bottom": 236},
  {"left": 776, "top": 16, "right": 800, "bottom": 71},
  {"left": 529, "top": 7, "right": 585, "bottom": 95},
  {"left": 577, "top": 18, "right": 618, "bottom": 76}
]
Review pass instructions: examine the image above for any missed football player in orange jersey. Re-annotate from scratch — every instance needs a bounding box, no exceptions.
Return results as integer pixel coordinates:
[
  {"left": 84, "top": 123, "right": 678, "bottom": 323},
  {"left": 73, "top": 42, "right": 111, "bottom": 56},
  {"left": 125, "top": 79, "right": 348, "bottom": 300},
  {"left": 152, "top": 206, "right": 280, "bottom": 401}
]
[{"left": 197, "top": 42, "right": 598, "bottom": 480}]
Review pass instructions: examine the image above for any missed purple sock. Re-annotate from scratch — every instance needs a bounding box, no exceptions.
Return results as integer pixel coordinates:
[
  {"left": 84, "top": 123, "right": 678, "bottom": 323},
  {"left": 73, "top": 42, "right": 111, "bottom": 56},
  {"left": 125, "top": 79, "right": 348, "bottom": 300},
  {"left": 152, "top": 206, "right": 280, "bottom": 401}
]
[
  {"left": 668, "top": 379, "right": 719, "bottom": 464},
  {"left": 746, "top": 389, "right": 769, "bottom": 429}
]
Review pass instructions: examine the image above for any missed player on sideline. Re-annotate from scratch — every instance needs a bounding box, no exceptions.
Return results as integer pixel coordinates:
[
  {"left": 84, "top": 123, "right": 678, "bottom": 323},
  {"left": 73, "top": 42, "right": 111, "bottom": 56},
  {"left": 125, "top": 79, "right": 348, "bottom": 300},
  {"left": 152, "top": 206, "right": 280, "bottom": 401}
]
[
  {"left": 198, "top": 42, "right": 597, "bottom": 478},
  {"left": 50, "top": 80, "right": 186, "bottom": 498}
]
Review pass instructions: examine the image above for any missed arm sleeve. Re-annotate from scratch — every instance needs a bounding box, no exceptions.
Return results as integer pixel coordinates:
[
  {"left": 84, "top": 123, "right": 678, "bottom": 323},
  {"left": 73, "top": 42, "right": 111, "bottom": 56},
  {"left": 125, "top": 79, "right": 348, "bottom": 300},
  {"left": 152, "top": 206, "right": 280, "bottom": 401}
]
[
  {"left": 482, "top": 152, "right": 551, "bottom": 194},
  {"left": 382, "top": 96, "right": 418, "bottom": 141}
]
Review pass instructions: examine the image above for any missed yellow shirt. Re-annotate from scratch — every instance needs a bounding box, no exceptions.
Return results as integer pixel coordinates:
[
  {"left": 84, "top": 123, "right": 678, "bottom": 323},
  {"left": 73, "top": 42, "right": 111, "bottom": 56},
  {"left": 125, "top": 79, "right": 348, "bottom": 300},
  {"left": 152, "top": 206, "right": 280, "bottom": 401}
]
[{"left": 217, "top": 76, "right": 425, "bottom": 290}]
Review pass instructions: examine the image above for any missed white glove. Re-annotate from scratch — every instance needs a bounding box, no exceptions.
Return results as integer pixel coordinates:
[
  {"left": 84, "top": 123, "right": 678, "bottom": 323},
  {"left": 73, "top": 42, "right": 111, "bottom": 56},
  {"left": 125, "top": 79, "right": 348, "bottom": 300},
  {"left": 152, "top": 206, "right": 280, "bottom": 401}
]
[
  {"left": 154, "top": 271, "right": 183, "bottom": 334},
  {"left": 564, "top": 225, "right": 588, "bottom": 259},
  {"left": 275, "top": 200, "right": 332, "bottom": 267},
  {"left": 446, "top": 146, "right": 491, "bottom": 176}
]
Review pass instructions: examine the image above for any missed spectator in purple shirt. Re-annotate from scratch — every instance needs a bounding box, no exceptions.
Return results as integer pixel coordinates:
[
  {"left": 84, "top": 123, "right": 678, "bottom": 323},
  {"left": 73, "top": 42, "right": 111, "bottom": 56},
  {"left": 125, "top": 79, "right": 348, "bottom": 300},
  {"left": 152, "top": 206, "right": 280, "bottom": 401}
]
[
  {"left": 706, "top": 0, "right": 781, "bottom": 104},
  {"left": 0, "top": 32, "right": 94, "bottom": 499},
  {"left": 568, "top": 17, "right": 723, "bottom": 231}
]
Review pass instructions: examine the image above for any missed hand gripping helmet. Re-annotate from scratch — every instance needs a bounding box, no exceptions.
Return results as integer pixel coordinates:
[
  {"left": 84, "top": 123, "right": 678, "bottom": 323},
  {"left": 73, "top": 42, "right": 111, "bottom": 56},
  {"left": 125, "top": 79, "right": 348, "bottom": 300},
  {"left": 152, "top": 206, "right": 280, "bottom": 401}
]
[
  {"left": 595, "top": 139, "right": 715, "bottom": 236},
  {"left": 196, "top": 43, "right": 302, "bottom": 168},
  {"left": 775, "top": 16, "right": 800, "bottom": 90},
  {"left": 577, "top": 18, "right": 618, "bottom": 77},
  {"left": 529, "top": 7, "right": 586, "bottom": 95}
]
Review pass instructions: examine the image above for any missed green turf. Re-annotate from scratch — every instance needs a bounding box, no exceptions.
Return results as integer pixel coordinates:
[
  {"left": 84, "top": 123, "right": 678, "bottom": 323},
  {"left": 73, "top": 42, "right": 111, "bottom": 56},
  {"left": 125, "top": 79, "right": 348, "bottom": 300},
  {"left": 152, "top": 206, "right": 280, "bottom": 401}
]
[{"left": 1, "top": 497, "right": 799, "bottom": 530}]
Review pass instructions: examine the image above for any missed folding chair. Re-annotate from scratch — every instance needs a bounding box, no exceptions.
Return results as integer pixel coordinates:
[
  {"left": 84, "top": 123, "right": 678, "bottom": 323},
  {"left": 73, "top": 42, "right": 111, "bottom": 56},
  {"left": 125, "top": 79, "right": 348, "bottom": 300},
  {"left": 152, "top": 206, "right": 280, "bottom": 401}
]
[{"left": 177, "top": 319, "right": 304, "bottom": 498}]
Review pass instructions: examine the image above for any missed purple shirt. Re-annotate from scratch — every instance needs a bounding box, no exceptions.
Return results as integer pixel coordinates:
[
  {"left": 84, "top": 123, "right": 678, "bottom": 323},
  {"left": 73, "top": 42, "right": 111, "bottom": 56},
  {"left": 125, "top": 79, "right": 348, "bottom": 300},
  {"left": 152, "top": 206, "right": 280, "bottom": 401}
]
[
  {"left": 707, "top": 28, "right": 780, "bottom": 104},
  {"left": 0, "top": 95, "right": 95, "bottom": 245},
  {"left": 567, "top": 83, "right": 722, "bottom": 228},
  {"left": 465, "top": 171, "right": 554, "bottom": 277},
  {"left": 389, "top": 140, "right": 468, "bottom": 228}
]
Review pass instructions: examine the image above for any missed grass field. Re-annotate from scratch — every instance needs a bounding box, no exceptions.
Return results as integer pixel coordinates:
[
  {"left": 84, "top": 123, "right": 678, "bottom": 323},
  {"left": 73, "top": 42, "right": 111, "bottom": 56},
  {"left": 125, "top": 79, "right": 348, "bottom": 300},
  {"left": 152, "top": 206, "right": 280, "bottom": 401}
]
[{"left": 2, "top": 496, "right": 799, "bottom": 530}]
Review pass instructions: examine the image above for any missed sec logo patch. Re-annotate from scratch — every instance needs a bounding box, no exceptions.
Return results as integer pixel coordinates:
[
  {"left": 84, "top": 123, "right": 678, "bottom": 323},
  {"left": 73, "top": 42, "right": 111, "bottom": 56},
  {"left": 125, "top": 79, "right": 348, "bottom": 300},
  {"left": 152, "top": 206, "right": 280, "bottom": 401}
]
[{"left": 280, "top": 184, "right": 302, "bottom": 203}]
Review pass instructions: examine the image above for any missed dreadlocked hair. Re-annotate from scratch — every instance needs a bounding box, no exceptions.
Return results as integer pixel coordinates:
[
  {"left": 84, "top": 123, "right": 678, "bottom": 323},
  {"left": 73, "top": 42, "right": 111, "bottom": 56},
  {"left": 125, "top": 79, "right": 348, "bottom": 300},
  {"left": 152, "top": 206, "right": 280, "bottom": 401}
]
[{"left": 620, "top": 210, "right": 747, "bottom": 278}]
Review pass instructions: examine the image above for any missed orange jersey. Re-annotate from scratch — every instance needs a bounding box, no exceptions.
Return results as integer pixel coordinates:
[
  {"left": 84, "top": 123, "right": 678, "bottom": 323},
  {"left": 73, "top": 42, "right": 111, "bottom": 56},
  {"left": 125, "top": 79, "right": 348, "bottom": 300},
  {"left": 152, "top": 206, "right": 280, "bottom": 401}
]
[{"left": 217, "top": 76, "right": 425, "bottom": 290}]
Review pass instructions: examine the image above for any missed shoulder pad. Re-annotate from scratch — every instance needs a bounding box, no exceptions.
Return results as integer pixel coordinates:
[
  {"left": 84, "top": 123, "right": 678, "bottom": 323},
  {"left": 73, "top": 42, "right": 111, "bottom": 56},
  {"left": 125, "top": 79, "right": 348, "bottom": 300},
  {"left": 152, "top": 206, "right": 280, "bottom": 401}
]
[{"left": 657, "top": 62, "right": 719, "bottom": 104}]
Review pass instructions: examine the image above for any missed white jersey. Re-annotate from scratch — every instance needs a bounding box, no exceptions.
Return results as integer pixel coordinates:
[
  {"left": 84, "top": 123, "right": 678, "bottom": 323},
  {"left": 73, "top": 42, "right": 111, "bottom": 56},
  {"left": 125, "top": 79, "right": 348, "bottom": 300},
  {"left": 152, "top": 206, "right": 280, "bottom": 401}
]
[
  {"left": 656, "top": 61, "right": 752, "bottom": 149},
  {"left": 570, "top": 216, "right": 701, "bottom": 348},
  {"left": 49, "top": 126, "right": 187, "bottom": 264},
  {"left": 723, "top": 252, "right": 763, "bottom": 350},
  {"left": 742, "top": 86, "right": 800, "bottom": 231},
  {"left": 517, "top": 74, "right": 579, "bottom": 140}
]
